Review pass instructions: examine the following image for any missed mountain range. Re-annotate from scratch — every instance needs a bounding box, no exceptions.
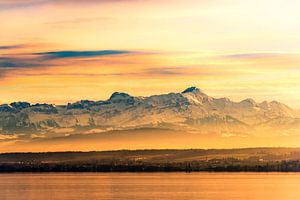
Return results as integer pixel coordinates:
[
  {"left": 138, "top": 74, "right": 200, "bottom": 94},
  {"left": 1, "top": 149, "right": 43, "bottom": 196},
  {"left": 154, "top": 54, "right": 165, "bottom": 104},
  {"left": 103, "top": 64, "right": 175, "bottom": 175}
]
[{"left": 0, "top": 86, "right": 299, "bottom": 143}]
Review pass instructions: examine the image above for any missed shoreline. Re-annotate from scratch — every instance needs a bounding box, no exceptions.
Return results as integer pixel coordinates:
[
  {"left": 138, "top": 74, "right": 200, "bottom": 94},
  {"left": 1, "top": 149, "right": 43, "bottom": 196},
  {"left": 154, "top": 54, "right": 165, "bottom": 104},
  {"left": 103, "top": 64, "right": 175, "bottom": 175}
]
[{"left": 1, "top": 148, "right": 300, "bottom": 173}]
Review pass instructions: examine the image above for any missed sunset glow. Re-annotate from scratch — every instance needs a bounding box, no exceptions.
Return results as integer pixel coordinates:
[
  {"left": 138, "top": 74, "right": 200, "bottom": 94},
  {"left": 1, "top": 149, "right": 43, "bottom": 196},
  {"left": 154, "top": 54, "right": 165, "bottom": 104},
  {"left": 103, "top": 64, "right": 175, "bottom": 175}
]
[{"left": 1, "top": 0, "right": 300, "bottom": 108}]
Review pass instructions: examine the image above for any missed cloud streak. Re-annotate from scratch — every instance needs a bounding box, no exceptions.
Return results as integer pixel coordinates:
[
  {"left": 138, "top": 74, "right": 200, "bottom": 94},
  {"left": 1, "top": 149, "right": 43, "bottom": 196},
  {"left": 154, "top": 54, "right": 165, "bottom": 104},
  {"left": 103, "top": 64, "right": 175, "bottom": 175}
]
[
  {"left": 0, "top": 45, "right": 26, "bottom": 50},
  {"left": 0, "top": 0, "right": 48, "bottom": 10},
  {"left": 220, "top": 53, "right": 284, "bottom": 60},
  {"left": 0, "top": 0, "right": 135, "bottom": 10},
  {"left": 45, "top": 17, "right": 114, "bottom": 25},
  {"left": 0, "top": 49, "right": 134, "bottom": 81},
  {"left": 12, "top": 65, "right": 251, "bottom": 79},
  {"left": 0, "top": 57, "right": 46, "bottom": 69},
  {"left": 36, "top": 50, "right": 131, "bottom": 60}
]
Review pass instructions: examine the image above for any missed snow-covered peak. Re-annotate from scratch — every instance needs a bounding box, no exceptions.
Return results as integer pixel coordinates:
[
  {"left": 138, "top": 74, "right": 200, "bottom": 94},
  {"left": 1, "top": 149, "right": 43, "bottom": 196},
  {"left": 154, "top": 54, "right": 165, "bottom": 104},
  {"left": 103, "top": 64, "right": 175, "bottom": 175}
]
[
  {"left": 0, "top": 86, "right": 296, "bottom": 138},
  {"left": 66, "top": 100, "right": 96, "bottom": 110},
  {"left": 182, "top": 86, "right": 201, "bottom": 94},
  {"left": 29, "top": 103, "right": 58, "bottom": 114},
  {"left": 182, "top": 86, "right": 207, "bottom": 96},
  {"left": 109, "top": 92, "right": 136, "bottom": 105},
  {"left": 0, "top": 104, "right": 16, "bottom": 113},
  {"left": 182, "top": 86, "right": 209, "bottom": 104},
  {"left": 10, "top": 102, "right": 31, "bottom": 110},
  {"left": 240, "top": 98, "right": 257, "bottom": 106},
  {"left": 109, "top": 92, "right": 131, "bottom": 99}
]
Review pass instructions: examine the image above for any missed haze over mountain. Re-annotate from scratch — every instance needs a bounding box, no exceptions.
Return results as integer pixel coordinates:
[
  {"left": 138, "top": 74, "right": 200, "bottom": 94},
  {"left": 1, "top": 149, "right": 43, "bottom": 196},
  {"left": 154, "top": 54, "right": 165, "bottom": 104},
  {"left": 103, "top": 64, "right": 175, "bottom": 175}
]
[{"left": 0, "top": 87, "right": 299, "bottom": 152}]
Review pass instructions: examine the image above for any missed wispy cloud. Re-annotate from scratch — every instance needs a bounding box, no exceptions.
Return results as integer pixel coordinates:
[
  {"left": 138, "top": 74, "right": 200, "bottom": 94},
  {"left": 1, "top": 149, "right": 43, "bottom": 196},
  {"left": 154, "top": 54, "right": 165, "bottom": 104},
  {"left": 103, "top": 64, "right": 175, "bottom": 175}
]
[
  {"left": 143, "top": 67, "right": 187, "bottom": 76},
  {"left": 3, "top": 64, "right": 230, "bottom": 79},
  {"left": 51, "top": 0, "right": 136, "bottom": 5},
  {"left": 44, "top": 17, "right": 114, "bottom": 25},
  {"left": 35, "top": 50, "right": 131, "bottom": 60},
  {"left": 0, "top": 49, "right": 133, "bottom": 72},
  {"left": 221, "top": 53, "right": 284, "bottom": 60},
  {"left": 140, "top": 67, "right": 248, "bottom": 78},
  {"left": 0, "top": 45, "right": 26, "bottom": 50},
  {"left": 0, "top": 0, "right": 135, "bottom": 10},
  {"left": 0, "top": 57, "right": 45, "bottom": 69},
  {"left": 0, "top": 0, "right": 48, "bottom": 10}
]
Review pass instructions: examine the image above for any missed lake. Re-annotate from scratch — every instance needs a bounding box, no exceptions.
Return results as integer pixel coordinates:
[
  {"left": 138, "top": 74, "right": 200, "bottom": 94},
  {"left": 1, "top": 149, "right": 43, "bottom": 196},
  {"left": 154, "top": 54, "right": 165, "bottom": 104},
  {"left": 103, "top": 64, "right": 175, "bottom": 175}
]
[{"left": 0, "top": 173, "right": 299, "bottom": 200}]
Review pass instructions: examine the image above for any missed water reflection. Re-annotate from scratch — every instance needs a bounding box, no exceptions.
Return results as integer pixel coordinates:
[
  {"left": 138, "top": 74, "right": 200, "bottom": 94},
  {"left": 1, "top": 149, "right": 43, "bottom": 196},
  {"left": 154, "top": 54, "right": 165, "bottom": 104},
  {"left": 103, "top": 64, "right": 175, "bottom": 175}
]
[{"left": 0, "top": 173, "right": 299, "bottom": 200}]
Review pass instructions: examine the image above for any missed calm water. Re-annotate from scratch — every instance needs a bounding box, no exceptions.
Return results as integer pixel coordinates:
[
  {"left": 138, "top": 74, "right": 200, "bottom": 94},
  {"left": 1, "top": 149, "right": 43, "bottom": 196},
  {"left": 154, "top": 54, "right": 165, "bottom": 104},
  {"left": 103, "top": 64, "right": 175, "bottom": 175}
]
[{"left": 0, "top": 173, "right": 300, "bottom": 200}]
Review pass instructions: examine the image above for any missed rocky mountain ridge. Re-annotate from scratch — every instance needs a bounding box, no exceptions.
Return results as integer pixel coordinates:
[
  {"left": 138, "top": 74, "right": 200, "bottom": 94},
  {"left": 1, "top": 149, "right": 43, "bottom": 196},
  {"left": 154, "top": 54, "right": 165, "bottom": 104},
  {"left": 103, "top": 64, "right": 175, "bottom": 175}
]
[{"left": 0, "top": 87, "right": 297, "bottom": 139}]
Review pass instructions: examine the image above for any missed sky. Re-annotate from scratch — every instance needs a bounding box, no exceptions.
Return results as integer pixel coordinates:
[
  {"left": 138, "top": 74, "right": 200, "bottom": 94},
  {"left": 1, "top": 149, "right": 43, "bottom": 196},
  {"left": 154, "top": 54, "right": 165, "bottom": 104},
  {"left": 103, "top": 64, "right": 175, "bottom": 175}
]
[{"left": 1, "top": 0, "right": 300, "bottom": 108}]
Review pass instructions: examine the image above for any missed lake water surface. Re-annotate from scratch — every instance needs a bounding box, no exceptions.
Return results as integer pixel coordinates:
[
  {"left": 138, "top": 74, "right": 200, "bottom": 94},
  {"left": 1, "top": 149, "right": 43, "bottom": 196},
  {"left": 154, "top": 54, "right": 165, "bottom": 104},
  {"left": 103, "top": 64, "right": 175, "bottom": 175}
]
[{"left": 0, "top": 173, "right": 299, "bottom": 200}]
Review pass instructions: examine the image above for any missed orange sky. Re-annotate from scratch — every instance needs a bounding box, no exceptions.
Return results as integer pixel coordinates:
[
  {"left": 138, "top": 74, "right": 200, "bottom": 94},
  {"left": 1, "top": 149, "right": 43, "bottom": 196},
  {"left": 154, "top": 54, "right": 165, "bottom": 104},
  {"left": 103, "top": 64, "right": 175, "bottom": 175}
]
[{"left": 1, "top": 0, "right": 300, "bottom": 108}]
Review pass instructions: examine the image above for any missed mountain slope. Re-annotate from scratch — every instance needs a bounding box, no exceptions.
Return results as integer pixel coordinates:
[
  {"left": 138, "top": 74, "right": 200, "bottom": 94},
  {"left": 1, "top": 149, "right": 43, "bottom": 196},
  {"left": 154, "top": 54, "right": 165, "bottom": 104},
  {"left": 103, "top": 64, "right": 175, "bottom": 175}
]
[{"left": 0, "top": 87, "right": 297, "bottom": 140}]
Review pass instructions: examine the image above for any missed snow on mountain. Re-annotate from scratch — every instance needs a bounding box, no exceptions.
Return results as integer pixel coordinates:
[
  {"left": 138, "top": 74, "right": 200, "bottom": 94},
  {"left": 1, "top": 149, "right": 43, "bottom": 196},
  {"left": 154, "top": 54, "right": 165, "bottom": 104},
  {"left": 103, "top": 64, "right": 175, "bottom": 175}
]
[{"left": 0, "top": 87, "right": 296, "bottom": 139}]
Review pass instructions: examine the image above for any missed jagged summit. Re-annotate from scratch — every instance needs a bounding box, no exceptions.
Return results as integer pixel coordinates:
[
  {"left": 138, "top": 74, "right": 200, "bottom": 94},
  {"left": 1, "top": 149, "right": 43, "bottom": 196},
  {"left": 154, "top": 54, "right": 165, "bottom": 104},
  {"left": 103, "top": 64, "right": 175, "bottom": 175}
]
[
  {"left": 109, "top": 92, "right": 131, "bottom": 100},
  {"left": 10, "top": 102, "right": 31, "bottom": 110},
  {"left": 109, "top": 92, "right": 136, "bottom": 105},
  {"left": 240, "top": 98, "right": 257, "bottom": 106},
  {"left": 182, "top": 86, "right": 208, "bottom": 102},
  {"left": 182, "top": 86, "right": 200, "bottom": 93}
]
